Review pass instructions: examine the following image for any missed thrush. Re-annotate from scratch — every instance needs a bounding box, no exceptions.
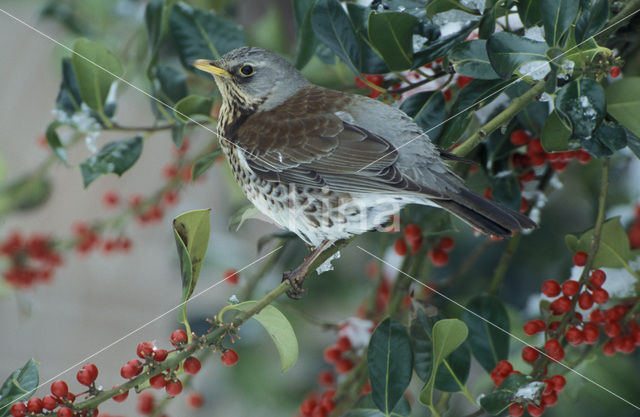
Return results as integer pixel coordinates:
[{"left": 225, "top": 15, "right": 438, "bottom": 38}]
[{"left": 192, "top": 47, "right": 536, "bottom": 296}]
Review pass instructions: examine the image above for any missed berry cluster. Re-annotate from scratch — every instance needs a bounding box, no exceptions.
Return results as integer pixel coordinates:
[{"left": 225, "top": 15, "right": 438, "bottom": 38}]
[
  {"left": 1, "top": 232, "right": 62, "bottom": 288},
  {"left": 394, "top": 224, "right": 454, "bottom": 267},
  {"left": 72, "top": 222, "right": 132, "bottom": 256},
  {"left": 509, "top": 130, "right": 592, "bottom": 175},
  {"left": 628, "top": 204, "right": 640, "bottom": 249}
]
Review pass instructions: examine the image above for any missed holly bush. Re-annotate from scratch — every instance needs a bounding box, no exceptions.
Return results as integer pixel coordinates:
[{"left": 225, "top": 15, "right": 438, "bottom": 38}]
[{"left": 2, "top": 0, "right": 640, "bottom": 417}]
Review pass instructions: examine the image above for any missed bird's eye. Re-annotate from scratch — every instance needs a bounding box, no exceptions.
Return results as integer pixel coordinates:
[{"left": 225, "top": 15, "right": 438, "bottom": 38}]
[{"left": 239, "top": 64, "right": 254, "bottom": 76}]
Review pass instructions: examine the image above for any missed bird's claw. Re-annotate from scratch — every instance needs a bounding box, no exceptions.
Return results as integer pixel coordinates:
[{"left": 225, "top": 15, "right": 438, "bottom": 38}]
[{"left": 282, "top": 268, "right": 307, "bottom": 299}]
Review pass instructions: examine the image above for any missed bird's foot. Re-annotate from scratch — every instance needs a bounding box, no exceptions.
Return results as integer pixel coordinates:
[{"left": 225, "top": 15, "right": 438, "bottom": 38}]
[{"left": 282, "top": 267, "right": 307, "bottom": 299}]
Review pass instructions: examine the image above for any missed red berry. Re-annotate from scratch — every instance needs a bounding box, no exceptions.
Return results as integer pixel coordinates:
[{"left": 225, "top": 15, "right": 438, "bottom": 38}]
[
  {"left": 524, "top": 319, "right": 545, "bottom": 335},
  {"left": 519, "top": 170, "right": 536, "bottom": 182},
  {"left": 578, "top": 292, "right": 594, "bottom": 310},
  {"left": 438, "top": 236, "right": 455, "bottom": 251},
  {"left": 336, "top": 336, "right": 352, "bottom": 352},
  {"left": 187, "top": 392, "right": 204, "bottom": 408},
  {"left": 576, "top": 149, "right": 592, "bottom": 164},
  {"left": 610, "top": 66, "right": 621, "bottom": 78},
  {"left": 365, "top": 74, "right": 384, "bottom": 86},
  {"left": 551, "top": 160, "right": 568, "bottom": 172},
  {"left": 541, "top": 280, "right": 561, "bottom": 297},
  {"left": 323, "top": 346, "right": 342, "bottom": 364},
  {"left": 561, "top": 280, "right": 580, "bottom": 297},
  {"left": 10, "top": 402, "right": 26, "bottom": 417},
  {"left": 573, "top": 251, "right": 588, "bottom": 266},
  {"left": 183, "top": 357, "right": 201, "bottom": 375},
  {"left": 77, "top": 366, "right": 96, "bottom": 386},
  {"left": 592, "top": 288, "right": 610, "bottom": 304},
  {"left": 583, "top": 323, "right": 599, "bottom": 344},
  {"left": 137, "top": 342, "right": 155, "bottom": 359},
  {"left": 102, "top": 190, "right": 120, "bottom": 208},
  {"left": 26, "top": 398, "right": 43, "bottom": 413},
  {"left": 550, "top": 296, "right": 572, "bottom": 315},
  {"left": 223, "top": 269, "right": 239, "bottom": 285},
  {"left": 165, "top": 379, "right": 183, "bottom": 396},
  {"left": 43, "top": 395, "right": 58, "bottom": 410},
  {"left": 335, "top": 358, "right": 354, "bottom": 374},
  {"left": 170, "top": 329, "right": 188, "bottom": 346},
  {"left": 589, "top": 269, "right": 606, "bottom": 287},
  {"left": 58, "top": 407, "right": 73, "bottom": 417},
  {"left": 522, "top": 346, "right": 539, "bottom": 363},
  {"left": 221, "top": 349, "right": 239, "bottom": 366},
  {"left": 51, "top": 380, "right": 69, "bottom": 398},
  {"left": 404, "top": 224, "right": 422, "bottom": 246},
  {"left": 456, "top": 75, "right": 473, "bottom": 88},
  {"left": 120, "top": 363, "right": 138, "bottom": 379},
  {"left": 494, "top": 360, "right": 513, "bottom": 376},
  {"left": 153, "top": 348, "right": 168, "bottom": 362},
  {"left": 484, "top": 187, "right": 493, "bottom": 199},
  {"left": 510, "top": 130, "right": 531, "bottom": 146},
  {"left": 550, "top": 374, "right": 566, "bottom": 392},
  {"left": 443, "top": 88, "right": 452, "bottom": 101},
  {"left": 300, "top": 398, "right": 317, "bottom": 415},
  {"left": 320, "top": 396, "right": 335, "bottom": 413},
  {"left": 394, "top": 238, "right": 408, "bottom": 256},
  {"left": 542, "top": 391, "right": 558, "bottom": 406},
  {"left": 604, "top": 321, "right": 621, "bottom": 337},
  {"left": 603, "top": 339, "right": 616, "bottom": 355},
  {"left": 318, "top": 370, "right": 335, "bottom": 387},
  {"left": 137, "top": 392, "right": 154, "bottom": 415},
  {"left": 527, "top": 404, "right": 545, "bottom": 417},
  {"left": 113, "top": 389, "right": 129, "bottom": 402},
  {"left": 508, "top": 403, "right": 524, "bottom": 417},
  {"left": 428, "top": 249, "right": 449, "bottom": 266},
  {"left": 544, "top": 338, "right": 565, "bottom": 361},
  {"left": 149, "top": 374, "right": 167, "bottom": 389},
  {"left": 565, "top": 327, "right": 583, "bottom": 346}
]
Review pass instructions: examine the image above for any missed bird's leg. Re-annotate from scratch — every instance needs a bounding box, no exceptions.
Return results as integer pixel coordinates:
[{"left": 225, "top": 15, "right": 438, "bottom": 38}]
[{"left": 283, "top": 239, "right": 332, "bottom": 299}]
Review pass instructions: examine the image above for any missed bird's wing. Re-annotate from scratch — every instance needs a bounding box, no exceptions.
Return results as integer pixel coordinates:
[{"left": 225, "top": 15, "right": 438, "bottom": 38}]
[{"left": 233, "top": 86, "right": 446, "bottom": 197}]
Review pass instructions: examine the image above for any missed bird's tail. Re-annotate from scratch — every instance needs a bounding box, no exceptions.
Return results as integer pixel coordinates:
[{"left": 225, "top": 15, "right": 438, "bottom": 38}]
[{"left": 433, "top": 188, "right": 537, "bottom": 237}]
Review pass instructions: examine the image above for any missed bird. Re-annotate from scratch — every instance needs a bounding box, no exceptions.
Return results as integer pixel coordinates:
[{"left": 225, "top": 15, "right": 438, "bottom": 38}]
[{"left": 191, "top": 47, "right": 536, "bottom": 296}]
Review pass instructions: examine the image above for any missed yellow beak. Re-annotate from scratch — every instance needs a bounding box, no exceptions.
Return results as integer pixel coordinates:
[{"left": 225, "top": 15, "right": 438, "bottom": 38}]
[{"left": 191, "top": 59, "right": 231, "bottom": 77}]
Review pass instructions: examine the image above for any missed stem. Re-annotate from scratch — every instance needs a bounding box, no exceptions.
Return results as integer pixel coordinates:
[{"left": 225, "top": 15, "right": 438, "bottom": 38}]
[
  {"left": 597, "top": 0, "right": 640, "bottom": 40},
  {"left": 452, "top": 81, "right": 546, "bottom": 157},
  {"left": 488, "top": 233, "right": 521, "bottom": 294},
  {"left": 390, "top": 71, "right": 448, "bottom": 95}
]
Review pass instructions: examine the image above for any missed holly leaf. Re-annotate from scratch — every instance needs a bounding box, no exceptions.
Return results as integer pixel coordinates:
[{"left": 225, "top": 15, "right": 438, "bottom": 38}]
[
  {"left": 173, "top": 95, "right": 214, "bottom": 123},
  {"left": 541, "top": 109, "right": 572, "bottom": 151},
  {"left": 542, "top": 0, "right": 579, "bottom": 46},
  {"left": 347, "top": 4, "right": 389, "bottom": 74},
  {"left": 368, "top": 12, "right": 417, "bottom": 71},
  {"left": 312, "top": 0, "right": 361, "bottom": 74},
  {"left": 192, "top": 148, "right": 222, "bottom": 181},
  {"left": 556, "top": 78, "right": 605, "bottom": 138},
  {"left": 448, "top": 40, "right": 500, "bottom": 80},
  {"left": 79, "top": 136, "right": 142, "bottom": 187},
  {"left": 564, "top": 217, "right": 631, "bottom": 269},
  {"left": 400, "top": 91, "right": 446, "bottom": 140},
  {"left": 575, "top": 0, "right": 609, "bottom": 43},
  {"left": 605, "top": 77, "right": 640, "bottom": 138},
  {"left": 480, "top": 374, "right": 539, "bottom": 415},
  {"left": 486, "top": 32, "right": 548, "bottom": 78},
  {"left": 518, "top": 0, "right": 542, "bottom": 27},
  {"left": 0, "top": 359, "right": 39, "bottom": 417}
]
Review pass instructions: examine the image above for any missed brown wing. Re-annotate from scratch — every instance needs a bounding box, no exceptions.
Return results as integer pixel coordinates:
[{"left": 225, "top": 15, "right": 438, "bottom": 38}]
[{"left": 234, "top": 86, "right": 445, "bottom": 197}]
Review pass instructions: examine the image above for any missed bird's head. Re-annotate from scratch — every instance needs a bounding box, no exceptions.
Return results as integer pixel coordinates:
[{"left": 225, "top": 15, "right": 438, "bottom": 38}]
[{"left": 192, "top": 47, "right": 308, "bottom": 112}]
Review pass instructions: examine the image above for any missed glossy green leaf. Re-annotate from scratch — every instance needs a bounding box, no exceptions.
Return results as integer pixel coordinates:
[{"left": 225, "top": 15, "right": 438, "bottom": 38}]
[
  {"left": 79, "top": 136, "right": 142, "bottom": 187},
  {"left": 368, "top": 12, "right": 417, "bottom": 71},
  {"left": 228, "top": 301, "right": 298, "bottom": 372},
  {"left": 542, "top": 0, "right": 579, "bottom": 46},
  {"left": 0, "top": 359, "right": 39, "bottom": 417},
  {"left": 518, "top": 0, "right": 542, "bottom": 27},
  {"left": 347, "top": 4, "right": 389, "bottom": 74},
  {"left": 311, "top": 0, "right": 360, "bottom": 73},
  {"left": 478, "top": 6, "right": 495, "bottom": 39},
  {"left": 575, "top": 0, "right": 609, "bottom": 43},
  {"left": 556, "top": 78, "right": 605, "bottom": 138},
  {"left": 413, "top": 22, "right": 476, "bottom": 68},
  {"left": 410, "top": 310, "right": 471, "bottom": 393},
  {"left": 169, "top": 2, "right": 246, "bottom": 69},
  {"left": 517, "top": 100, "right": 549, "bottom": 137},
  {"left": 564, "top": 217, "right": 631, "bottom": 269},
  {"left": 400, "top": 91, "right": 446, "bottom": 140},
  {"left": 55, "top": 58, "right": 82, "bottom": 117},
  {"left": 585, "top": 123, "right": 627, "bottom": 157},
  {"left": 419, "top": 319, "right": 468, "bottom": 406},
  {"left": 71, "top": 38, "right": 123, "bottom": 121},
  {"left": 368, "top": 317, "right": 413, "bottom": 414},
  {"left": 45, "top": 121, "right": 68, "bottom": 163},
  {"left": 150, "top": 65, "right": 189, "bottom": 120},
  {"left": 480, "top": 374, "right": 537, "bottom": 415},
  {"left": 449, "top": 40, "right": 500, "bottom": 79},
  {"left": 294, "top": 0, "right": 318, "bottom": 69},
  {"left": 541, "top": 110, "right": 572, "bottom": 151},
  {"left": 347, "top": 396, "right": 411, "bottom": 417},
  {"left": 174, "top": 95, "right": 214, "bottom": 123},
  {"left": 486, "top": 32, "right": 547, "bottom": 78},
  {"left": 461, "top": 294, "right": 510, "bottom": 373},
  {"left": 426, "top": 0, "right": 475, "bottom": 18},
  {"left": 145, "top": 0, "right": 170, "bottom": 68},
  {"left": 173, "top": 209, "right": 211, "bottom": 324},
  {"left": 192, "top": 148, "right": 222, "bottom": 181},
  {"left": 605, "top": 77, "right": 640, "bottom": 138}
]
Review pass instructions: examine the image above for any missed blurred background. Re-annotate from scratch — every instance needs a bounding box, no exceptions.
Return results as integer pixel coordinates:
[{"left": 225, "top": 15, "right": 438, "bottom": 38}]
[{"left": 1, "top": 1, "right": 640, "bottom": 416}]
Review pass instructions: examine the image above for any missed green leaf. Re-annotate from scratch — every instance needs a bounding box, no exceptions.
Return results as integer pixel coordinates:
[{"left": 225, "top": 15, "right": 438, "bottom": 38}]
[
  {"left": 55, "top": 58, "right": 82, "bottom": 117},
  {"left": 541, "top": 110, "right": 572, "bottom": 151},
  {"left": 145, "top": 0, "right": 168, "bottom": 67},
  {"left": 311, "top": 0, "right": 361, "bottom": 73},
  {"left": 411, "top": 310, "right": 471, "bottom": 393},
  {"left": 347, "top": 4, "right": 389, "bottom": 74},
  {"left": 585, "top": 123, "right": 627, "bottom": 157},
  {"left": 542, "top": 0, "right": 579, "bottom": 46},
  {"left": 486, "top": 32, "right": 548, "bottom": 78},
  {"left": 0, "top": 174, "right": 51, "bottom": 216},
  {"left": 173, "top": 209, "right": 211, "bottom": 324},
  {"left": 192, "top": 148, "right": 222, "bottom": 181},
  {"left": 413, "top": 22, "right": 476, "bottom": 68},
  {"left": 565, "top": 217, "right": 631, "bottom": 269},
  {"left": 227, "top": 301, "right": 298, "bottom": 372},
  {"left": 605, "top": 77, "right": 640, "bottom": 138},
  {"left": 419, "top": 319, "right": 468, "bottom": 406},
  {"left": 627, "top": 129, "right": 640, "bottom": 159},
  {"left": 400, "top": 91, "right": 446, "bottom": 140},
  {"left": 368, "top": 317, "right": 413, "bottom": 414},
  {"left": 294, "top": 0, "right": 318, "bottom": 69},
  {"left": 45, "top": 121, "right": 68, "bottom": 163},
  {"left": 348, "top": 395, "right": 411, "bottom": 417},
  {"left": 449, "top": 40, "right": 500, "bottom": 80},
  {"left": 556, "top": 78, "right": 606, "bottom": 138},
  {"left": 426, "top": 0, "right": 475, "bottom": 18},
  {"left": 150, "top": 65, "right": 189, "bottom": 120},
  {"left": 368, "top": 12, "right": 417, "bottom": 71},
  {"left": 492, "top": 176, "right": 521, "bottom": 211},
  {"left": 575, "top": 0, "right": 609, "bottom": 43},
  {"left": 480, "top": 374, "right": 537, "bottom": 415},
  {"left": 0, "top": 359, "right": 39, "bottom": 417},
  {"left": 79, "top": 136, "right": 142, "bottom": 187},
  {"left": 461, "top": 294, "right": 509, "bottom": 373},
  {"left": 517, "top": 100, "right": 549, "bottom": 137},
  {"left": 71, "top": 38, "right": 123, "bottom": 121},
  {"left": 169, "top": 2, "right": 246, "bottom": 69},
  {"left": 518, "top": 0, "right": 542, "bottom": 27},
  {"left": 173, "top": 95, "right": 214, "bottom": 123}
]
